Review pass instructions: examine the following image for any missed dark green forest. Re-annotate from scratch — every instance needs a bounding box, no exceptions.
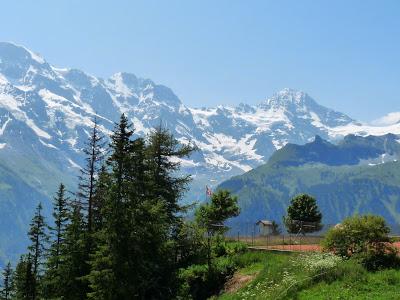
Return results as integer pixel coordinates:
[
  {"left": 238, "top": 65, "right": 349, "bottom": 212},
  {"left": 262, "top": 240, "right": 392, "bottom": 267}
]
[{"left": 0, "top": 115, "right": 241, "bottom": 300}]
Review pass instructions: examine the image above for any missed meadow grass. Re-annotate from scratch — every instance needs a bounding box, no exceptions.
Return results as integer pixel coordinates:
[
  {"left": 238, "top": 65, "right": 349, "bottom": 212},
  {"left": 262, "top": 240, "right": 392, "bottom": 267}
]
[
  {"left": 298, "top": 268, "right": 400, "bottom": 299},
  {"left": 217, "top": 251, "right": 400, "bottom": 300}
]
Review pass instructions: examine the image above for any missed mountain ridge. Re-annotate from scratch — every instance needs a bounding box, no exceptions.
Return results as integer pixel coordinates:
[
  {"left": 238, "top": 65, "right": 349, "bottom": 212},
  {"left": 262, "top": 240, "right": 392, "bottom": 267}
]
[
  {"left": 1, "top": 41, "right": 400, "bottom": 263},
  {"left": 219, "top": 135, "right": 400, "bottom": 227}
]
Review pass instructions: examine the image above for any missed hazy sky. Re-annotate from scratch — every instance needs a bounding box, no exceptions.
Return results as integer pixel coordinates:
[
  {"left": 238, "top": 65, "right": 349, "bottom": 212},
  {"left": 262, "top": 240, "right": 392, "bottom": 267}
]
[{"left": 1, "top": 0, "right": 399, "bottom": 121}]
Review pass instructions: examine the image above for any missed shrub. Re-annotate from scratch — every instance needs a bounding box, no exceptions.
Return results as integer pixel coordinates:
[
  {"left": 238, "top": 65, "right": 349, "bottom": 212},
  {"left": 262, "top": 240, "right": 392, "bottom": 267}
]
[
  {"left": 178, "top": 257, "right": 236, "bottom": 300},
  {"left": 359, "top": 246, "right": 400, "bottom": 271},
  {"left": 213, "top": 240, "right": 247, "bottom": 257},
  {"left": 322, "top": 215, "right": 399, "bottom": 270}
]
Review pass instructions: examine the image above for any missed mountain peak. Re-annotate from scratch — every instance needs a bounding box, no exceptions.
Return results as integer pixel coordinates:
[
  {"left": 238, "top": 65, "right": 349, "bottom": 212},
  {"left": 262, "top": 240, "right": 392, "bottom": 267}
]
[
  {"left": 0, "top": 42, "right": 45, "bottom": 65},
  {"left": 0, "top": 42, "right": 52, "bottom": 82},
  {"left": 313, "top": 135, "right": 324, "bottom": 143},
  {"left": 277, "top": 87, "right": 305, "bottom": 97},
  {"left": 261, "top": 88, "right": 313, "bottom": 108}
]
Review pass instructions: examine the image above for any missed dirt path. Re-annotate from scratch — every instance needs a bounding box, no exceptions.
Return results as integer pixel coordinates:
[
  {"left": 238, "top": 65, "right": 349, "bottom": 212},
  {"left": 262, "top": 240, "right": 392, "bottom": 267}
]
[
  {"left": 224, "top": 272, "right": 258, "bottom": 294},
  {"left": 250, "top": 244, "right": 321, "bottom": 252}
]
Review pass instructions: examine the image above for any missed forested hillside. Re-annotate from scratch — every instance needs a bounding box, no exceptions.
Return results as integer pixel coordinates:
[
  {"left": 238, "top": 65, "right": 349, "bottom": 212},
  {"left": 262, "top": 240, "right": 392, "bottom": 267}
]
[{"left": 219, "top": 135, "right": 400, "bottom": 227}]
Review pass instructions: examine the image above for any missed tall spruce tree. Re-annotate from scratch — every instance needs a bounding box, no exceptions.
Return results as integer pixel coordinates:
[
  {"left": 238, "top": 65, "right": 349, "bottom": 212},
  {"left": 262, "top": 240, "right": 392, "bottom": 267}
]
[
  {"left": 87, "top": 117, "right": 195, "bottom": 299},
  {"left": 87, "top": 114, "right": 135, "bottom": 300},
  {"left": 143, "top": 124, "right": 195, "bottom": 297},
  {"left": 57, "top": 200, "right": 88, "bottom": 300},
  {"left": 42, "top": 183, "right": 69, "bottom": 298},
  {"left": 78, "top": 117, "right": 106, "bottom": 234},
  {"left": 91, "top": 165, "right": 110, "bottom": 232},
  {"left": 49, "top": 183, "right": 69, "bottom": 269},
  {"left": 0, "top": 262, "right": 13, "bottom": 300},
  {"left": 146, "top": 124, "right": 194, "bottom": 221},
  {"left": 13, "top": 255, "right": 35, "bottom": 300},
  {"left": 27, "top": 203, "right": 48, "bottom": 299}
]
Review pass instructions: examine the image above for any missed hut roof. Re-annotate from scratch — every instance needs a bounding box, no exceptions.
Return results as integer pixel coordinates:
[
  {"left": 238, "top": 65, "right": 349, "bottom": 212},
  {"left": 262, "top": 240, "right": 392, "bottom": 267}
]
[{"left": 256, "top": 220, "right": 273, "bottom": 226}]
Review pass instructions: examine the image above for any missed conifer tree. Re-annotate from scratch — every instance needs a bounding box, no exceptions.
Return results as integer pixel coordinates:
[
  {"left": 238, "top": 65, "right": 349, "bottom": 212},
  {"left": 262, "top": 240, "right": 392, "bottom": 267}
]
[
  {"left": 0, "top": 262, "right": 13, "bottom": 300},
  {"left": 57, "top": 200, "right": 88, "bottom": 300},
  {"left": 49, "top": 183, "right": 69, "bottom": 269},
  {"left": 91, "top": 165, "right": 110, "bottom": 232},
  {"left": 13, "top": 255, "right": 35, "bottom": 300},
  {"left": 87, "top": 117, "right": 196, "bottom": 299},
  {"left": 78, "top": 117, "right": 106, "bottom": 234},
  {"left": 143, "top": 124, "right": 195, "bottom": 297},
  {"left": 146, "top": 124, "right": 194, "bottom": 222},
  {"left": 88, "top": 114, "right": 135, "bottom": 299},
  {"left": 42, "top": 183, "right": 69, "bottom": 298},
  {"left": 27, "top": 203, "right": 48, "bottom": 299}
]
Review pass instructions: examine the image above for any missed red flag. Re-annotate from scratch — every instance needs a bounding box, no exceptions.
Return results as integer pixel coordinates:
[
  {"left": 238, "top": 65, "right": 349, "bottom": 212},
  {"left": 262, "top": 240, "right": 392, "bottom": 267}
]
[{"left": 206, "top": 185, "right": 213, "bottom": 197}]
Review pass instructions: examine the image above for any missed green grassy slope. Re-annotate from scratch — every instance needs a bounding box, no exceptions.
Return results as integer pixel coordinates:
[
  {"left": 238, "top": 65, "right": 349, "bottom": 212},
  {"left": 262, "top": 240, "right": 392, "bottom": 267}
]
[
  {"left": 219, "top": 161, "right": 400, "bottom": 226},
  {"left": 217, "top": 252, "right": 400, "bottom": 300}
]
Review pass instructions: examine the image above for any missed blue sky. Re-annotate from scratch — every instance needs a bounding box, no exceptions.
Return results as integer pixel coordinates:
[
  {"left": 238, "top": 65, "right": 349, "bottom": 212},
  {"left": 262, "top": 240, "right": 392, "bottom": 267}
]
[{"left": 1, "top": 0, "right": 399, "bottom": 121}]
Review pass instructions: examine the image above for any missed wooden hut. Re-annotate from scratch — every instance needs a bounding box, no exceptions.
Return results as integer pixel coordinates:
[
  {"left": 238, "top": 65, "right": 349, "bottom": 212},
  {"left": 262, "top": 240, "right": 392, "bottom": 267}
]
[{"left": 256, "top": 220, "right": 273, "bottom": 236}]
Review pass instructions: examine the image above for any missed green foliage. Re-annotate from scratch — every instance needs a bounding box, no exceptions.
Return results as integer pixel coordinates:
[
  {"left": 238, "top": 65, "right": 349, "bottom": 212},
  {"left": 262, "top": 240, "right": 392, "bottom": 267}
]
[
  {"left": 213, "top": 240, "right": 247, "bottom": 258},
  {"left": 271, "top": 220, "right": 281, "bottom": 236},
  {"left": 178, "top": 257, "right": 237, "bottom": 300},
  {"left": 217, "top": 246, "right": 400, "bottom": 300},
  {"left": 24, "top": 203, "right": 48, "bottom": 299},
  {"left": 27, "top": 203, "right": 48, "bottom": 277},
  {"left": 87, "top": 116, "right": 196, "bottom": 299},
  {"left": 0, "top": 262, "right": 13, "bottom": 300},
  {"left": 196, "top": 190, "right": 240, "bottom": 235},
  {"left": 13, "top": 255, "right": 35, "bottom": 300},
  {"left": 78, "top": 116, "right": 106, "bottom": 235},
  {"left": 298, "top": 266, "right": 400, "bottom": 299},
  {"left": 42, "top": 183, "right": 69, "bottom": 298},
  {"left": 195, "top": 189, "right": 240, "bottom": 269},
  {"left": 13, "top": 114, "right": 244, "bottom": 299},
  {"left": 175, "top": 221, "right": 208, "bottom": 267},
  {"left": 360, "top": 247, "right": 400, "bottom": 271},
  {"left": 218, "top": 251, "right": 400, "bottom": 300},
  {"left": 284, "top": 194, "right": 322, "bottom": 234},
  {"left": 56, "top": 202, "right": 88, "bottom": 299},
  {"left": 178, "top": 241, "right": 247, "bottom": 300},
  {"left": 218, "top": 160, "right": 400, "bottom": 226},
  {"left": 322, "top": 215, "right": 400, "bottom": 271},
  {"left": 323, "top": 215, "right": 390, "bottom": 255}
]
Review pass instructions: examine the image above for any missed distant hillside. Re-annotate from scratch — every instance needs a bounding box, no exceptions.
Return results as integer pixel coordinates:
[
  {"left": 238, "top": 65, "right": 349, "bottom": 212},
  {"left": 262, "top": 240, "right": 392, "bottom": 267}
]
[{"left": 219, "top": 134, "right": 400, "bottom": 227}]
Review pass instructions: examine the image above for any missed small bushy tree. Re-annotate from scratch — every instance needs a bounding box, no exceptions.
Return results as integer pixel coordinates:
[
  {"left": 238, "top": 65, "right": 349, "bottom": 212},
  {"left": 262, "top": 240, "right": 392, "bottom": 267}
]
[
  {"left": 271, "top": 221, "right": 281, "bottom": 236},
  {"left": 195, "top": 190, "right": 240, "bottom": 236},
  {"left": 323, "top": 214, "right": 400, "bottom": 270},
  {"left": 284, "top": 194, "right": 322, "bottom": 234},
  {"left": 195, "top": 189, "right": 240, "bottom": 268},
  {"left": 322, "top": 215, "right": 393, "bottom": 258}
]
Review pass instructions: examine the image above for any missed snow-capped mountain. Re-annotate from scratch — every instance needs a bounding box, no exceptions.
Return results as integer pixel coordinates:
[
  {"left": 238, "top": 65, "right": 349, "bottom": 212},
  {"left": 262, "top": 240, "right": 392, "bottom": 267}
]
[
  {"left": 1, "top": 41, "right": 400, "bottom": 198},
  {"left": 2, "top": 41, "right": 400, "bottom": 263}
]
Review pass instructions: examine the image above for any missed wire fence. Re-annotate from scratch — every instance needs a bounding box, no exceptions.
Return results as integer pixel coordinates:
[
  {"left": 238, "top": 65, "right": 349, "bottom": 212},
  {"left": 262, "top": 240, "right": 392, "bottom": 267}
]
[{"left": 224, "top": 221, "right": 400, "bottom": 252}]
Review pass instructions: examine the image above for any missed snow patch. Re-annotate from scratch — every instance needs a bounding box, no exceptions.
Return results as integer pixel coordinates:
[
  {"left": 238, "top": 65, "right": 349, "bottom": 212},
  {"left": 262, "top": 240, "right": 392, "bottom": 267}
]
[
  {"left": 0, "top": 94, "right": 51, "bottom": 139},
  {"left": 39, "top": 139, "right": 58, "bottom": 149},
  {"left": 109, "top": 73, "right": 133, "bottom": 97},
  {"left": 0, "top": 73, "right": 9, "bottom": 85},
  {"left": 0, "top": 117, "right": 11, "bottom": 135},
  {"left": 67, "top": 158, "right": 81, "bottom": 169},
  {"left": 39, "top": 89, "right": 94, "bottom": 130},
  {"left": 372, "top": 112, "right": 400, "bottom": 126}
]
